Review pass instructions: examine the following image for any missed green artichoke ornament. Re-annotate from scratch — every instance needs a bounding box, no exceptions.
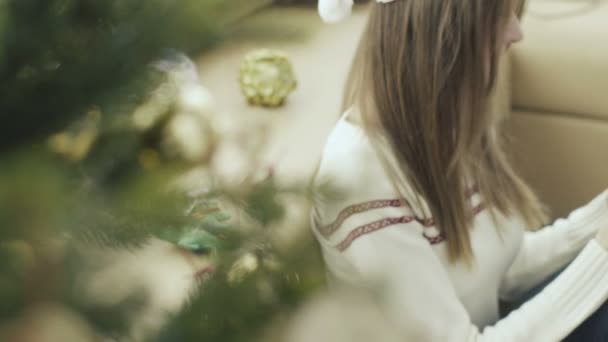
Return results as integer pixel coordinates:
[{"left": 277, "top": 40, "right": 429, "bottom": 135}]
[{"left": 239, "top": 49, "right": 297, "bottom": 107}]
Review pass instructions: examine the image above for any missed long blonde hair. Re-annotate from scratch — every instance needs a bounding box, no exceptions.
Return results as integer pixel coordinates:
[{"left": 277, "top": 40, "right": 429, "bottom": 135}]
[{"left": 344, "top": 0, "right": 546, "bottom": 262}]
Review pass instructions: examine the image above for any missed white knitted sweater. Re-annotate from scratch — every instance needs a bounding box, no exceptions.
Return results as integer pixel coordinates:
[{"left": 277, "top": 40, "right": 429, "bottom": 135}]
[{"left": 311, "top": 111, "right": 608, "bottom": 341}]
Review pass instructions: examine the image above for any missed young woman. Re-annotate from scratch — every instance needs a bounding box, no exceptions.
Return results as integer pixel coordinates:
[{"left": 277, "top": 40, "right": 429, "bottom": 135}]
[{"left": 312, "top": 0, "right": 608, "bottom": 340}]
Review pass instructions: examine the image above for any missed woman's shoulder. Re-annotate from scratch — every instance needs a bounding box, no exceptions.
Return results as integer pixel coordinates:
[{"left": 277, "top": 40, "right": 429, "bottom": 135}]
[
  {"left": 312, "top": 109, "right": 408, "bottom": 227},
  {"left": 314, "top": 108, "right": 383, "bottom": 190},
  {"left": 310, "top": 110, "right": 436, "bottom": 254}
]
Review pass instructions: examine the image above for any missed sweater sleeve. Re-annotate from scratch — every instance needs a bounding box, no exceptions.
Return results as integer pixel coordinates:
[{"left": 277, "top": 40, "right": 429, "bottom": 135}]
[
  {"left": 500, "top": 191, "right": 608, "bottom": 301},
  {"left": 315, "top": 205, "right": 608, "bottom": 342}
]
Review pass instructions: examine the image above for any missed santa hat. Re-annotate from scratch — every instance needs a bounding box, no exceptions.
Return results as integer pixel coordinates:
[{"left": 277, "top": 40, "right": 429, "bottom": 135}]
[{"left": 318, "top": 0, "right": 397, "bottom": 23}]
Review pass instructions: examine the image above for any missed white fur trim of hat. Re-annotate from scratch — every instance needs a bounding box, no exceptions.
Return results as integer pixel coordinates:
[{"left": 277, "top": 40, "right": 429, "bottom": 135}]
[{"left": 318, "top": 0, "right": 397, "bottom": 23}]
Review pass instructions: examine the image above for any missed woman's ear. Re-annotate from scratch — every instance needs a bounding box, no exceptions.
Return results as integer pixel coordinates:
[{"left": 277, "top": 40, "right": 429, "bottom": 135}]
[{"left": 318, "top": 0, "right": 354, "bottom": 23}]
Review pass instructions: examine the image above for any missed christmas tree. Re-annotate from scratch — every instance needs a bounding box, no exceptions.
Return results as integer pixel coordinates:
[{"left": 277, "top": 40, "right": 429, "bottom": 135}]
[{"left": 0, "top": 0, "right": 329, "bottom": 340}]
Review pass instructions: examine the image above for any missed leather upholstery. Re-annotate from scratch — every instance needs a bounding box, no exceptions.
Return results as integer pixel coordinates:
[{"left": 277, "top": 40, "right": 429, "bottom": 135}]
[{"left": 508, "top": 1, "right": 608, "bottom": 217}]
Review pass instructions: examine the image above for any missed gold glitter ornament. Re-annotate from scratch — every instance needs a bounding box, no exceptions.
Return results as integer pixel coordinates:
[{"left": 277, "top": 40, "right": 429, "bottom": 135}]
[{"left": 239, "top": 49, "right": 297, "bottom": 107}]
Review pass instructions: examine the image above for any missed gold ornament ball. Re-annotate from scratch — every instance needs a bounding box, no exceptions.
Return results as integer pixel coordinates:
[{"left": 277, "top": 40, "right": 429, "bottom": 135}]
[
  {"left": 227, "top": 252, "right": 259, "bottom": 284},
  {"left": 161, "top": 113, "right": 216, "bottom": 163},
  {"left": 239, "top": 49, "right": 297, "bottom": 107},
  {"left": 177, "top": 82, "right": 215, "bottom": 116},
  {"left": 48, "top": 108, "right": 100, "bottom": 162}
]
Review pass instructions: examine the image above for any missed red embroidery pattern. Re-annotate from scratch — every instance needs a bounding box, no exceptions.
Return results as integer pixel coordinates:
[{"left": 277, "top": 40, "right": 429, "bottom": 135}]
[
  {"left": 320, "top": 187, "right": 480, "bottom": 238},
  {"left": 317, "top": 198, "right": 406, "bottom": 238},
  {"left": 424, "top": 234, "right": 446, "bottom": 245},
  {"left": 335, "top": 216, "right": 415, "bottom": 252},
  {"left": 335, "top": 203, "right": 487, "bottom": 252}
]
